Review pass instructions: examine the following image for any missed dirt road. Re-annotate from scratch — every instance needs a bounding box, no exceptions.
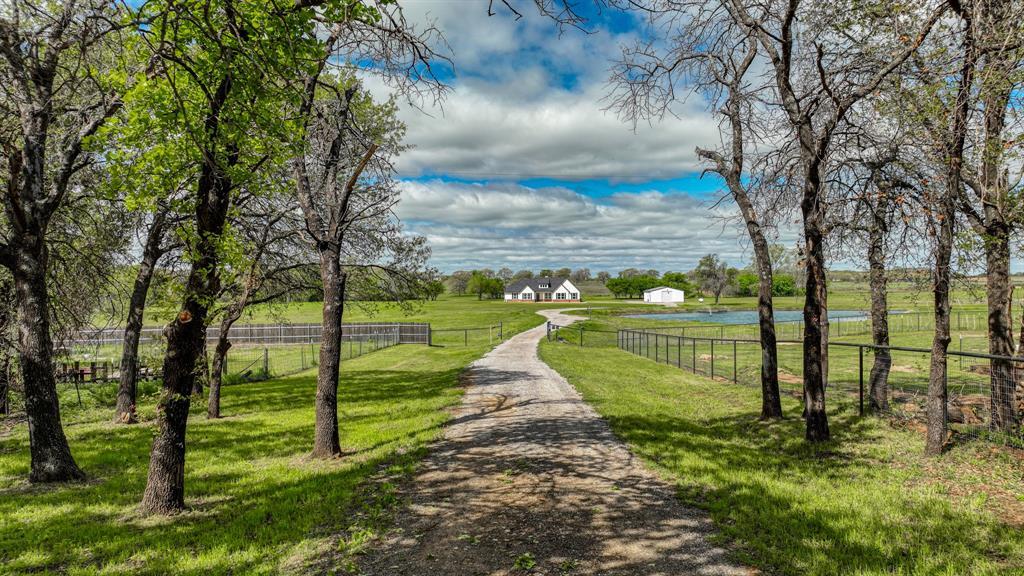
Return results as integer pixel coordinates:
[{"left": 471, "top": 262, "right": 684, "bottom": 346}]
[{"left": 357, "top": 309, "right": 749, "bottom": 575}]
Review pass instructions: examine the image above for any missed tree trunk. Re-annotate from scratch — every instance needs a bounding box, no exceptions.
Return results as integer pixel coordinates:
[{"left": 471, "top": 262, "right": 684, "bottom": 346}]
[
  {"left": 193, "top": 344, "right": 208, "bottom": 398},
  {"left": 0, "top": 355, "right": 9, "bottom": 416},
  {"left": 976, "top": 1, "right": 1016, "bottom": 432},
  {"left": 985, "top": 226, "right": 1016, "bottom": 432},
  {"left": 115, "top": 216, "right": 165, "bottom": 424},
  {"left": 926, "top": 204, "right": 954, "bottom": 454},
  {"left": 140, "top": 156, "right": 231, "bottom": 514},
  {"left": 14, "top": 244, "right": 85, "bottom": 482},
  {"left": 926, "top": 8, "right": 977, "bottom": 456},
  {"left": 729, "top": 179, "right": 782, "bottom": 419},
  {"left": 867, "top": 196, "right": 891, "bottom": 413},
  {"left": 311, "top": 246, "right": 345, "bottom": 458},
  {"left": 801, "top": 185, "right": 830, "bottom": 442},
  {"left": 207, "top": 315, "right": 237, "bottom": 419}
]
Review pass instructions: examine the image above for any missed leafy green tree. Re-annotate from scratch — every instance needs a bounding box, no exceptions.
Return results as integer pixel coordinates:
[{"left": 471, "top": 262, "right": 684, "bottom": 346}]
[
  {"left": 423, "top": 280, "right": 446, "bottom": 301},
  {"left": 736, "top": 272, "right": 759, "bottom": 297},
  {"left": 694, "top": 254, "right": 731, "bottom": 304},
  {"left": 771, "top": 274, "right": 797, "bottom": 297}
]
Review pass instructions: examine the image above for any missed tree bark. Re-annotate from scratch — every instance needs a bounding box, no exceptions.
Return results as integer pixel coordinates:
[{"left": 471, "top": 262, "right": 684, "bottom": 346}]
[
  {"left": 115, "top": 214, "right": 167, "bottom": 424},
  {"left": 140, "top": 140, "right": 233, "bottom": 514},
  {"left": 312, "top": 246, "right": 345, "bottom": 458},
  {"left": 926, "top": 7, "right": 977, "bottom": 456},
  {"left": 867, "top": 193, "right": 891, "bottom": 413},
  {"left": 0, "top": 354, "right": 9, "bottom": 416},
  {"left": 14, "top": 242, "right": 85, "bottom": 482},
  {"left": 207, "top": 310, "right": 240, "bottom": 419},
  {"left": 985, "top": 224, "right": 1016, "bottom": 432},
  {"left": 926, "top": 193, "right": 954, "bottom": 455},
  {"left": 975, "top": 0, "right": 1017, "bottom": 432},
  {"left": 207, "top": 333, "right": 230, "bottom": 419},
  {"left": 802, "top": 210, "right": 830, "bottom": 442}
]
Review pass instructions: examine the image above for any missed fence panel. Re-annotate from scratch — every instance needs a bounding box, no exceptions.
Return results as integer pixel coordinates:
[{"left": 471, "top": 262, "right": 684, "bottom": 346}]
[{"left": 612, "top": 328, "right": 1024, "bottom": 449}]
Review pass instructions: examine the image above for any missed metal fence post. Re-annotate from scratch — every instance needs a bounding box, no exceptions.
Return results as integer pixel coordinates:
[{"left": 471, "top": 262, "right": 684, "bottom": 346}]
[
  {"left": 858, "top": 346, "right": 864, "bottom": 416},
  {"left": 500, "top": 321, "right": 503, "bottom": 340},
  {"left": 465, "top": 329, "right": 468, "bottom": 346},
  {"left": 733, "top": 340, "right": 737, "bottom": 383},
  {"left": 711, "top": 339, "right": 715, "bottom": 379},
  {"left": 692, "top": 339, "right": 696, "bottom": 373},
  {"left": 580, "top": 325, "right": 584, "bottom": 347},
  {"left": 263, "top": 348, "right": 269, "bottom": 375},
  {"left": 678, "top": 337, "right": 682, "bottom": 369}
]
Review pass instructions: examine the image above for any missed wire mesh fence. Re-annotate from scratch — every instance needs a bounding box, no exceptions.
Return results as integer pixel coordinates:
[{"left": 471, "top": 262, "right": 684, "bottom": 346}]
[
  {"left": 595, "top": 326, "right": 1024, "bottom": 448},
  {"left": 628, "top": 310, "right": 990, "bottom": 341},
  {"left": 53, "top": 332, "right": 401, "bottom": 390},
  {"left": 427, "top": 323, "right": 507, "bottom": 347},
  {"left": 67, "top": 321, "right": 430, "bottom": 347}
]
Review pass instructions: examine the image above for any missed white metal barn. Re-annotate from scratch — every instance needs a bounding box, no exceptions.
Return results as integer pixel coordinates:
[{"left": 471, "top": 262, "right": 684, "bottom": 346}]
[{"left": 643, "top": 286, "right": 685, "bottom": 304}]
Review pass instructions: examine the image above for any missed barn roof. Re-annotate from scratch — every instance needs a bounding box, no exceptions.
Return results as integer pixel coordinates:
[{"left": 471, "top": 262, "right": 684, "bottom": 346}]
[{"left": 643, "top": 286, "right": 684, "bottom": 293}]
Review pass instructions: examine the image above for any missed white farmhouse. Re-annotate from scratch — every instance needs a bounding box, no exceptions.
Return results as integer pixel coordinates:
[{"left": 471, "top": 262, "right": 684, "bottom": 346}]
[
  {"left": 643, "top": 286, "right": 685, "bottom": 304},
  {"left": 504, "top": 277, "right": 581, "bottom": 303}
]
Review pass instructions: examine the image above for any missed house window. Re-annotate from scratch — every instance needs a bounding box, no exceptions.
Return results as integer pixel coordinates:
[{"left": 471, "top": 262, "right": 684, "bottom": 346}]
[
  {"left": 556, "top": 292, "right": 566, "bottom": 300},
  {"left": 511, "top": 293, "right": 517, "bottom": 300},
  {"left": 539, "top": 283, "right": 550, "bottom": 289},
  {"left": 570, "top": 292, "right": 578, "bottom": 300},
  {"left": 522, "top": 292, "right": 532, "bottom": 300}
]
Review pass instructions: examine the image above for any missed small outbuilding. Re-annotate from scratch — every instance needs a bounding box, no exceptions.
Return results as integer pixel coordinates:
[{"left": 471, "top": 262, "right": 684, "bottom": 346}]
[{"left": 643, "top": 286, "right": 685, "bottom": 304}]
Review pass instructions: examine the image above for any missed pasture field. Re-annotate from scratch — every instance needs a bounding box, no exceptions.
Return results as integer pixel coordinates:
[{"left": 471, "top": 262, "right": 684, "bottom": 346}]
[
  {"left": 538, "top": 338, "right": 1024, "bottom": 575},
  {"left": 0, "top": 299, "right": 564, "bottom": 575}
]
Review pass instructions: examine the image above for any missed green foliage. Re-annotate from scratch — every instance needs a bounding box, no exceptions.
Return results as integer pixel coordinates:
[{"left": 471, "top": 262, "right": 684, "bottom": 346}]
[
  {"left": 772, "top": 274, "right": 798, "bottom": 297},
  {"left": 421, "top": 280, "right": 446, "bottom": 301},
  {"left": 736, "top": 272, "right": 759, "bottom": 297},
  {"left": 605, "top": 275, "right": 661, "bottom": 298},
  {"left": 467, "top": 272, "right": 504, "bottom": 300}
]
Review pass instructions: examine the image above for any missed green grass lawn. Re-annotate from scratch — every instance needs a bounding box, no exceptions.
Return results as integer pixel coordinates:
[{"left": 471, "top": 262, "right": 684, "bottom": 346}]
[
  {"left": 538, "top": 339, "right": 1024, "bottom": 575},
  {"left": 131, "top": 294, "right": 622, "bottom": 330},
  {"left": 0, "top": 336, "right": 504, "bottom": 575}
]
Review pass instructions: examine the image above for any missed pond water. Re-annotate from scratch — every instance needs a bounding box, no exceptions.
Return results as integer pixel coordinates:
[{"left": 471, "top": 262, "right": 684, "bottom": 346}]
[{"left": 622, "top": 309, "right": 868, "bottom": 325}]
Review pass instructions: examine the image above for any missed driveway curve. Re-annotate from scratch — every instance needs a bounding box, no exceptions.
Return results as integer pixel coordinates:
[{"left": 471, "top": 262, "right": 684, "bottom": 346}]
[{"left": 356, "top": 309, "right": 750, "bottom": 576}]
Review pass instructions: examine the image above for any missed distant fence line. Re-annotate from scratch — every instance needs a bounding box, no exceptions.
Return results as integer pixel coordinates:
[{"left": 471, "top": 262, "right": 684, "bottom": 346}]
[
  {"left": 69, "top": 322, "right": 431, "bottom": 347},
  {"left": 628, "top": 310, "right": 991, "bottom": 341},
  {"left": 547, "top": 322, "right": 1023, "bottom": 448}
]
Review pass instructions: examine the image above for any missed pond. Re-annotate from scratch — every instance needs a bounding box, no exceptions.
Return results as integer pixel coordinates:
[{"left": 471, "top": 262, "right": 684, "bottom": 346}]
[{"left": 622, "top": 309, "right": 868, "bottom": 325}]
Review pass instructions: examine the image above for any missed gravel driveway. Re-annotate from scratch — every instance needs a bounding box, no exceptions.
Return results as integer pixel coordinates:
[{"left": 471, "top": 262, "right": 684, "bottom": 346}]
[{"left": 356, "top": 309, "right": 750, "bottom": 576}]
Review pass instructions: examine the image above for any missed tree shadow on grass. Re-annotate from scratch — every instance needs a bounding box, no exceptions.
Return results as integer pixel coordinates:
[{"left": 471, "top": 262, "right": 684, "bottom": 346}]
[
  {"left": 0, "top": 361, "right": 465, "bottom": 575},
  {"left": 598, "top": 407, "right": 1023, "bottom": 574}
]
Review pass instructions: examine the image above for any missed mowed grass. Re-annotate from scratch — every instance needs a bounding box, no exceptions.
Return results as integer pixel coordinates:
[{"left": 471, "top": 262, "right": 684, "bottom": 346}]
[
  {"left": 539, "top": 339, "right": 1024, "bottom": 575},
  {"left": 0, "top": 342, "right": 491, "bottom": 575},
  {"left": 132, "top": 294, "right": 621, "bottom": 330}
]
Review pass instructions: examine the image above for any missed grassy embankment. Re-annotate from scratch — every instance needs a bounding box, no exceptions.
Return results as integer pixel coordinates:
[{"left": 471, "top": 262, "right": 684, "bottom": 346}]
[{"left": 539, "top": 338, "right": 1024, "bottom": 575}]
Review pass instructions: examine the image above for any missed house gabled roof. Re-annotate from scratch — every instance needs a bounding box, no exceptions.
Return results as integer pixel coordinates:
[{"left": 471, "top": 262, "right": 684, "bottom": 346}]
[{"left": 505, "top": 277, "right": 571, "bottom": 293}]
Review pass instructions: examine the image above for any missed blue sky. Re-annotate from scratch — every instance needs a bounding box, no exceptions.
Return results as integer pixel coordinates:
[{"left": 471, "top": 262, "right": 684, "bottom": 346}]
[{"left": 369, "top": 1, "right": 800, "bottom": 274}]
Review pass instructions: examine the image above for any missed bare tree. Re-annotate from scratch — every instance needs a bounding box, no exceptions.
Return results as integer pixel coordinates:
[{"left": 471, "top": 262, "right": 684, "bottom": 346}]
[
  {"left": 206, "top": 198, "right": 315, "bottom": 420},
  {"left": 0, "top": 0, "right": 124, "bottom": 482},
  {"left": 891, "top": 2, "right": 982, "bottom": 454},
  {"left": 957, "top": 0, "right": 1024, "bottom": 434},
  {"left": 608, "top": 10, "right": 784, "bottom": 419},
  {"left": 721, "top": 0, "right": 945, "bottom": 442},
  {"left": 288, "top": 1, "right": 446, "bottom": 458}
]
